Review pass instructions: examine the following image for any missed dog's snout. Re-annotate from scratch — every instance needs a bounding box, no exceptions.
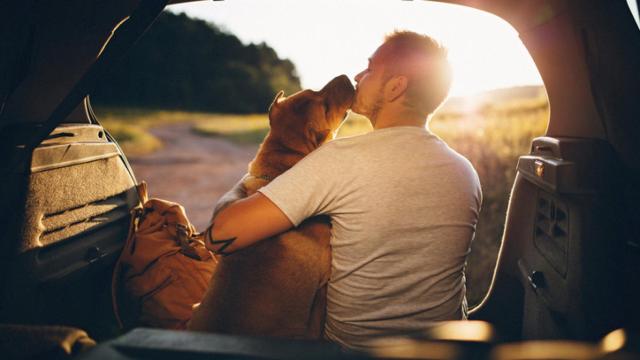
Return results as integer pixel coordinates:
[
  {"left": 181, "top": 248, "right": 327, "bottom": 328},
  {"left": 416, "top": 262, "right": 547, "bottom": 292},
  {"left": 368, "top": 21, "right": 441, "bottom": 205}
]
[
  {"left": 318, "top": 75, "right": 355, "bottom": 113},
  {"left": 333, "top": 74, "right": 354, "bottom": 93},
  {"left": 335, "top": 74, "right": 352, "bottom": 86},
  {"left": 327, "top": 74, "right": 355, "bottom": 102},
  {"left": 322, "top": 75, "right": 354, "bottom": 94}
]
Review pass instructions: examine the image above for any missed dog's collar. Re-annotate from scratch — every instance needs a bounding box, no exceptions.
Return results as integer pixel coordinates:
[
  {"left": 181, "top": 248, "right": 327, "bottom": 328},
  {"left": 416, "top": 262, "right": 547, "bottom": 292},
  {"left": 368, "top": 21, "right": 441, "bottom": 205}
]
[{"left": 246, "top": 174, "right": 273, "bottom": 182}]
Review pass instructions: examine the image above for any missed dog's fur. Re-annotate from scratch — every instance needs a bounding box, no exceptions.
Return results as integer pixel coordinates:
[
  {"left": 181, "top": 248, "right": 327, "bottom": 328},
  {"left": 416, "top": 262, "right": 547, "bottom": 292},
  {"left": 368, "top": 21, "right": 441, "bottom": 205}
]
[{"left": 189, "top": 75, "right": 354, "bottom": 338}]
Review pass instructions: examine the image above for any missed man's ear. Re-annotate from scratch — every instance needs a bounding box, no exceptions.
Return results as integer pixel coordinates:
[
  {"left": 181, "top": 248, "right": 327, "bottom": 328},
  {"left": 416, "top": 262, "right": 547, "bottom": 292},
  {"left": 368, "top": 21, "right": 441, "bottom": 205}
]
[
  {"left": 384, "top": 76, "right": 408, "bottom": 103},
  {"left": 268, "top": 90, "right": 285, "bottom": 112}
]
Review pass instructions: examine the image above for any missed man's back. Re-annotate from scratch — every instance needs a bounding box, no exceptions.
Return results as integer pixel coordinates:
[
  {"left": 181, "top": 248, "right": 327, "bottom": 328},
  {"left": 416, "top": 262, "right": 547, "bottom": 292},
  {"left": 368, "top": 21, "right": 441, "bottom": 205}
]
[{"left": 259, "top": 125, "right": 482, "bottom": 350}]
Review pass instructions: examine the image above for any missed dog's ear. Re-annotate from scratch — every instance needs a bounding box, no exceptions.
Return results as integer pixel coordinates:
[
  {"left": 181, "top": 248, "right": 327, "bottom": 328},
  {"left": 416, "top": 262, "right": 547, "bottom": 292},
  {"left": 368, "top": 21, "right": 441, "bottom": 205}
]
[{"left": 269, "top": 90, "right": 285, "bottom": 112}]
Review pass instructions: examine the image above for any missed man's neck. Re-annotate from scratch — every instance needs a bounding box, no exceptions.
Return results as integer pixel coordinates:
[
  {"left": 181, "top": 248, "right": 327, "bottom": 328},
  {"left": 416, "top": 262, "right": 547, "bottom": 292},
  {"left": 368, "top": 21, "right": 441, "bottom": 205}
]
[{"left": 372, "top": 106, "right": 427, "bottom": 130}]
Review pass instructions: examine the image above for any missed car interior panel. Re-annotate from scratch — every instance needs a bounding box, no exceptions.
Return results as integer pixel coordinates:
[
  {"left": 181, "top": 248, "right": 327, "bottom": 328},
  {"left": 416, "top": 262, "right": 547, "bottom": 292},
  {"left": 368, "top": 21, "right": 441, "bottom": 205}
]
[
  {"left": 0, "top": 0, "right": 163, "bottom": 343},
  {"left": 465, "top": 0, "right": 640, "bottom": 343}
]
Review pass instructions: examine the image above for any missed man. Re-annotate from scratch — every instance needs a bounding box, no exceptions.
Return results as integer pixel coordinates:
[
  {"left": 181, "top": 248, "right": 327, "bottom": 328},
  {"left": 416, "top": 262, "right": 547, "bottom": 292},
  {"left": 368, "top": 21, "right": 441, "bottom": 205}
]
[{"left": 206, "top": 31, "right": 482, "bottom": 350}]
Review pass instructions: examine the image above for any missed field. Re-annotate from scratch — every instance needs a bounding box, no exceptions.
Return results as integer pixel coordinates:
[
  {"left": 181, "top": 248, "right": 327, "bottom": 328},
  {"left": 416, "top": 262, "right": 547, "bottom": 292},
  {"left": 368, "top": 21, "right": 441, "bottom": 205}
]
[{"left": 97, "top": 88, "right": 549, "bottom": 307}]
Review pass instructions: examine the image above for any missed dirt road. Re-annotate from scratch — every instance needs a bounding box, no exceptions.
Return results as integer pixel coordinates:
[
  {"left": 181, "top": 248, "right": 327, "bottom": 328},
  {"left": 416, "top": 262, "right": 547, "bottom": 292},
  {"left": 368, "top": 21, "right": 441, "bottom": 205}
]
[{"left": 128, "top": 123, "right": 258, "bottom": 230}]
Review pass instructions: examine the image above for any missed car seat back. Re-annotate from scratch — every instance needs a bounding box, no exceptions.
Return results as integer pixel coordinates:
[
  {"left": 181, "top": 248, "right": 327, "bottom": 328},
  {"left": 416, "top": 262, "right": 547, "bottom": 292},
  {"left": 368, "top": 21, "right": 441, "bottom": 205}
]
[
  {"left": 0, "top": 121, "right": 139, "bottom": 340},
  {"left": 473, "top": 136, "right": 639, "bottom": 341}
]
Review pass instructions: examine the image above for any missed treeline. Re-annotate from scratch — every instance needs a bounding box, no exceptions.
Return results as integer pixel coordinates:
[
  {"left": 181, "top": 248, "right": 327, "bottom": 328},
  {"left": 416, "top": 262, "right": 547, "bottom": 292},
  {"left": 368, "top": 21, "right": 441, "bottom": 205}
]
[{"left": 92, "top": 12, "right": 301, "bottom": 113}]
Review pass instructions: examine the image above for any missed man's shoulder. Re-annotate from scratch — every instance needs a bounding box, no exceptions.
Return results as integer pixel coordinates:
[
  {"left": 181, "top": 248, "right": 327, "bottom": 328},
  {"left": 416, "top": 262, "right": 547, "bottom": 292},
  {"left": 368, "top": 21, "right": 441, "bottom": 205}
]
[
  {"left": 443, "top": 146, "right": 483, "bottom": 203},
  {"left": 447, "top": 147, "right": 480, "bottom": 181},
  {"left": 427, "top": 137, "right": 480, "bottom": 185},
  {"left": 317, "top": 133, "right": 371, "bottom": 153},
  {"left": 288, "top": 135, "right": 365, "bottom": 170}
]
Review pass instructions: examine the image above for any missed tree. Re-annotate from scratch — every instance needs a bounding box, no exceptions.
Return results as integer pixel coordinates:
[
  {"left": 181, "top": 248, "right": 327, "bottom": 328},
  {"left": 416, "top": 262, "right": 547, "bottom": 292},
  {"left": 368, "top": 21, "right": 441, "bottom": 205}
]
[{"left": 92, "top": 12, "right": 301, "bottom": 113}]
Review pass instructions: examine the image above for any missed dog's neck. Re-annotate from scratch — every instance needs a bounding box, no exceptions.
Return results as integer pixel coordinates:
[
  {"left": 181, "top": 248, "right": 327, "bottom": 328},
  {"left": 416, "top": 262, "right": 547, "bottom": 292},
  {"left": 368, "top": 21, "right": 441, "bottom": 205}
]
[{"left": 248, "top": 132, "right": 326, "bottom": 182}]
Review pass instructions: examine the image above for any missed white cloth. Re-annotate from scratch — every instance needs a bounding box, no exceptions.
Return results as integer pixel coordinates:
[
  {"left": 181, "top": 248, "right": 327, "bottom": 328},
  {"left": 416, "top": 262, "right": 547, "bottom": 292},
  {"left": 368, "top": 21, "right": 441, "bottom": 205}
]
[{"left": 258, "top": 125, "right": 482, "bottom": 350}]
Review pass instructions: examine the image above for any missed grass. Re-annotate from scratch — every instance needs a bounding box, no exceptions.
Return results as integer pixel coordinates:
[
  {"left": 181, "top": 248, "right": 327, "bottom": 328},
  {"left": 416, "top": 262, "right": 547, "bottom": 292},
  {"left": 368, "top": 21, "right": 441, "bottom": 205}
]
[
  {"left": 192, "top": 113, "right": 376, "bottom": 140},
  {"left": 431, "top": 100, "right": 548, "bottom": 306},
  {"left": 192, "top": 114, "right": 270, "bottom": 144},
  {"left": 96, "top": 95, "right": 549, "bottom": 306},
  {"left": 98, "top": 121, "right": 162, "bottom": 156},
  {"left": 97, "top": 107, "right": 375, "bottom": 150}
]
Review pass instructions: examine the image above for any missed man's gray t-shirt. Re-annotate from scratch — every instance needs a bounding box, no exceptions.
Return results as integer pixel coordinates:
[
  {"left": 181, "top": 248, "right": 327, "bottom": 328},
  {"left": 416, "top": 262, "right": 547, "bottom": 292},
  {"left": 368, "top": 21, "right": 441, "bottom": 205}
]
[{"left": 258, "top": 126, "right": 482, "bottom": 350}]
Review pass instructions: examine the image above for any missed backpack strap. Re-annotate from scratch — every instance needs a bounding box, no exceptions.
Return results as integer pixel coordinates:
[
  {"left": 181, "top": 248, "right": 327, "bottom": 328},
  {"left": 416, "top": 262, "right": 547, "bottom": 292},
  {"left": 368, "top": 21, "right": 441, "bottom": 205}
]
[
  {"left": 176, "top": 224, "right": 212, "bottom": 262},
  {"left": 135, "top": 181, "right": 149, "bottom": 204}
]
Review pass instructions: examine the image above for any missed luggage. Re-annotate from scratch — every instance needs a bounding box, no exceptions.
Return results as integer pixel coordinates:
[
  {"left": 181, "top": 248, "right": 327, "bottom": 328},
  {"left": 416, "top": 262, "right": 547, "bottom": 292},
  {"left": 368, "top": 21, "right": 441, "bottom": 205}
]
[{"left": 112, "top": 183, "right": 217, "bottom": 330}]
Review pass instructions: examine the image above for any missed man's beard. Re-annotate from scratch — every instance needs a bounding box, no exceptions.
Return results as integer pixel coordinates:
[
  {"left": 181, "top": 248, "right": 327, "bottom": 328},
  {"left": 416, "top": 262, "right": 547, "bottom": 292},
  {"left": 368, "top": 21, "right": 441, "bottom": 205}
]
[
  {"left": 366, "top": 90, "right": 384, "bottom": 126},
  {"left": 353, "top": 89, "right": 384, "bottom": 126}
]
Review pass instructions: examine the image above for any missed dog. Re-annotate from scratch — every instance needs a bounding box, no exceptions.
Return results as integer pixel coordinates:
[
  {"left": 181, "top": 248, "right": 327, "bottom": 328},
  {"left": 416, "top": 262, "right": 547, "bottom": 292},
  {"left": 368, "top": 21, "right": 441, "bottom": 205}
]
[{"left": 188, "top": 75, "right": 355, "bottom": 339}]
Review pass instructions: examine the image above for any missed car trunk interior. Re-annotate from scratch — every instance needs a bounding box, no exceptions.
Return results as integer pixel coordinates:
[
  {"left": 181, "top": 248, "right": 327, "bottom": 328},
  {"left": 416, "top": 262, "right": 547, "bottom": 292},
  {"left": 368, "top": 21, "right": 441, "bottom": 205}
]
[
  {"left": 0, "top": 0, "right": 167, "bottom": 341},
  {"left": 0, "top": 0, "right": 639, "bottom": 356},
  {"left": 457, "top": 0, "right": 640, "bottom": 341}
]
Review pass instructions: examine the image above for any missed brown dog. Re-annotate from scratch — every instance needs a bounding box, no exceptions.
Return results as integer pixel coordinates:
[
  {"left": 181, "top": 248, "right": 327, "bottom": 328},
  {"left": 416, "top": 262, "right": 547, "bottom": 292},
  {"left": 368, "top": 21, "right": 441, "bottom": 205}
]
[{"left": 189, "top": 75, "right": 354, "bottom": 338}]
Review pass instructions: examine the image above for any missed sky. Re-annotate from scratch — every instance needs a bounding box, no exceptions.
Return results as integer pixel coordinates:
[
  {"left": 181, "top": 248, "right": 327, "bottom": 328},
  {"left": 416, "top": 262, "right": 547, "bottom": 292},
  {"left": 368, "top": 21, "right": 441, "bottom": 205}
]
[{"left": 168, "top": 0, "right": 640, "bottom": 97}]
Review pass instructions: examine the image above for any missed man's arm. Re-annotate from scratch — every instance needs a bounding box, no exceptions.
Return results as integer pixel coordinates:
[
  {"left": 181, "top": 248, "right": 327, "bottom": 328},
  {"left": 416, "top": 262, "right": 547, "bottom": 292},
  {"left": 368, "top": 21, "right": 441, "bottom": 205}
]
[
  {"left": 204, "top": 192, "right": 293, "bottom": 255},
  {"left": 205, "top": 141, "right": 341, "bottom": 255}
]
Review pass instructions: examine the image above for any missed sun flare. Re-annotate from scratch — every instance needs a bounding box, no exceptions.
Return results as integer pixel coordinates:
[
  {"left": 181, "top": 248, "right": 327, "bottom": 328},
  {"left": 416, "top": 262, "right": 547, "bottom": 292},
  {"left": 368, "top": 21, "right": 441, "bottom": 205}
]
[{"left": 169, "top": 0, "right": 543, "bottom": 97}]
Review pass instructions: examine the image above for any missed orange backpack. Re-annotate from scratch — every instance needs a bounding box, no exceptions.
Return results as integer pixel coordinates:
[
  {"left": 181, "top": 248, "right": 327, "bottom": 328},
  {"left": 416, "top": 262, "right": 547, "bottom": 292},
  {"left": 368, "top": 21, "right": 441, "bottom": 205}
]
[{"left": 112, "top": 183, "right": 217, "bottom": 330}]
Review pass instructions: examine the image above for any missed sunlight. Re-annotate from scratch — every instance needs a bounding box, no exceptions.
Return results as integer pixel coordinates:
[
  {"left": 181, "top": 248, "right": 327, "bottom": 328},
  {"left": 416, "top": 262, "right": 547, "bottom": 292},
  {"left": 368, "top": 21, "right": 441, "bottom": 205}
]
[
  {"left": 629, "top": 0, "right": 640, "bottom": 27},
  {"left": 168, "top": 0, "right": 542, "bottom": 97}
]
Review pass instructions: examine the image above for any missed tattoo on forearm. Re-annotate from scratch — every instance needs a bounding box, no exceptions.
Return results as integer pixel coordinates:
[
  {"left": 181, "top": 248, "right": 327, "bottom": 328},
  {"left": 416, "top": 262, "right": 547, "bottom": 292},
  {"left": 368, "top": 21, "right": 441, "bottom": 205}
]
[{"left": 205, "top": 223, "right": 237, "bottom": 256}]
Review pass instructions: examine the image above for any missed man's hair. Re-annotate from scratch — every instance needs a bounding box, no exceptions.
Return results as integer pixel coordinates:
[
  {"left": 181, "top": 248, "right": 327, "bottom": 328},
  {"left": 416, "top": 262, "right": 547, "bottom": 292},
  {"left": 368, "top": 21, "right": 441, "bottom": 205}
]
[{"left": 382, "top": 31, "right": 452, "bottom": 117}]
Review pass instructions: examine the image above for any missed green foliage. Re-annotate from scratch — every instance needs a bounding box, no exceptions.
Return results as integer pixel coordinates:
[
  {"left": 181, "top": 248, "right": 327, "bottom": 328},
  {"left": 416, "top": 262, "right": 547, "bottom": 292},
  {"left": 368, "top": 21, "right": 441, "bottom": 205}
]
[
  {"left": 101, "top": 121, "right": 162, "bottom": 156},
  {"left": 92, "top": 12, "right": 301, "bottom": 113},
  {"left": 192, "top": 114, "right": 270, "bottom": 144},
  {"left": 431, "top": 101, "right": 548, "bottom": 306}
]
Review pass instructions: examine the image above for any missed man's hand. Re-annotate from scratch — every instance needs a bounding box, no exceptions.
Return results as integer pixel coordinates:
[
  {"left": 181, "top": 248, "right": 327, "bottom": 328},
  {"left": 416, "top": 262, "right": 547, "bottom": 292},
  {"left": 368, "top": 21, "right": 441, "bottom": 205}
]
[{"left": 204, "top": 192, "right": 293, "bottom": 255}]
